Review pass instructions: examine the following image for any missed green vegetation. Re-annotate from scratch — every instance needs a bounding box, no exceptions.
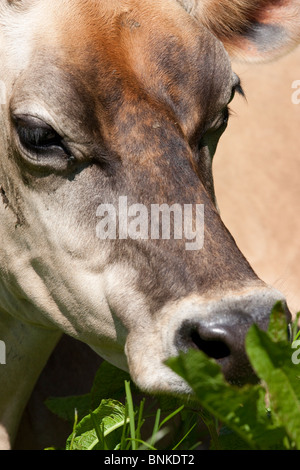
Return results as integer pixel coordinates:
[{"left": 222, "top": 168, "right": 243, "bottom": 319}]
[{"left": 46, "top": 303, "right": 300, "bottom": 450}]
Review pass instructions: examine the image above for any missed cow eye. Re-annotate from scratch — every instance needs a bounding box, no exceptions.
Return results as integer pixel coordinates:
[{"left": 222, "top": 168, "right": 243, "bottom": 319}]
[
  {"left": 14, "top": 115, "right": 65, "bottom": 152},
  {"left": 12, "top": 114, "right": 75, "bottom": 170},
  {"left": 218, "top": 107, "right": 230, "bottom": 131},
  {"left": 198, "top": 107, "right": 230, "bottom": 158}
]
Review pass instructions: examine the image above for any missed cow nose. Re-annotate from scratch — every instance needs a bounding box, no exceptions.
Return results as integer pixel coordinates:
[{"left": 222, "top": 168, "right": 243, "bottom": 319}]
[
  {"left": 175, "top": 316, "right": 256, "bottom": 385},
  {"left": 174, "top": 294, "right": 292, "bottom": 386}
]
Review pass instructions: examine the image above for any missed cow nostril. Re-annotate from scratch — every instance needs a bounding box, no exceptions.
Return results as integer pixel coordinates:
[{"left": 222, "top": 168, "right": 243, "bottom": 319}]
[
  {"left": 190, "top": 329, "right": 231, "bottom": 360},
  {"left": 175, "top": 323, "right": 231, "bottom": 360},
  {"left": 174, "top": 317, "right": 261, "bottom": 385}
]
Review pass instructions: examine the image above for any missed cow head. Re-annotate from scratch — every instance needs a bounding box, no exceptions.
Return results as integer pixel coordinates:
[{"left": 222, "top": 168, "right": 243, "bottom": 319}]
[{"left": 0, "top": 0, "right": 298, "bottom": 443}]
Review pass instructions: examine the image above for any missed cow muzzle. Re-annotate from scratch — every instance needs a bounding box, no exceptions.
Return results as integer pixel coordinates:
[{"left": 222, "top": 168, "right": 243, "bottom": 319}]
[
  {"left": 125, "top": 288, "right": 291, "bottom": 393},
  {"left": 169, "top": 288, "right": 291, "bottom": 386}
]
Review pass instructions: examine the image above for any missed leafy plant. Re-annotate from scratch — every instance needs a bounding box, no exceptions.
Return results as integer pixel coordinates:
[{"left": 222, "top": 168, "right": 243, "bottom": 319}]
[
  {"left": 46, "top": 302, "right": 300, "bottom": 450},
  {"left": 45, "top": 360, "right": 202, "bottom": 450},
  {"left": 167, "top": 302, "right": 300, "bottom": 450}
]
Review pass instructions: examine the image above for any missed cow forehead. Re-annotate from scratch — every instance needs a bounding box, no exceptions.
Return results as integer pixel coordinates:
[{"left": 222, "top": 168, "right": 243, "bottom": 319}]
[
  {"left": 8, "top": 0, "right": 233, "bottom": 137},
  {"left": 58, "top": 0, "right": 232, "bottom": 107}
]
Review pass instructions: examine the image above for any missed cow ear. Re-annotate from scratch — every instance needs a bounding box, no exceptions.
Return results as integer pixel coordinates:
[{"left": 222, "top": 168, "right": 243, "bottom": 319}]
[{"left": 178, "top": 0, "right": 300, "bottom": 62}]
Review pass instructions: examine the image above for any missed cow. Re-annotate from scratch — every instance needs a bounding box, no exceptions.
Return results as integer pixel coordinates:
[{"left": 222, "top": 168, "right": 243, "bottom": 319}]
[{"left": 0, "top": 0, "right": 299, "bottom": 450}]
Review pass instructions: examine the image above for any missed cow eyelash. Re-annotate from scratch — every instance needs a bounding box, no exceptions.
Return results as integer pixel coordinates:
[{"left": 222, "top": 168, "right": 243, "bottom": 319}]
[
  {"left": 17, "top": 125, "right": 62, "bottom": 150},
  {"left": 13, "top": 115, "right": 69, "bottom": 154},
  {"left": 221, "top": 107, "right": 230, "bottom": 127},
  {"left": 212, "top": 106, "right": 231, "bottom": 133}
]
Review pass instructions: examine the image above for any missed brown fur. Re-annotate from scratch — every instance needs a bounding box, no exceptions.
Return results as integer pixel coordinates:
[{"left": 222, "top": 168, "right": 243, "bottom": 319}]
[{"left": 177, "top": 0, "right": 300, "bottom": 60}]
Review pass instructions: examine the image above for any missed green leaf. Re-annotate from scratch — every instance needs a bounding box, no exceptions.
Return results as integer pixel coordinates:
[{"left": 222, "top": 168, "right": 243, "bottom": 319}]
[
  {"left": 90, "top": 362, "right": 133, "bottom": 410},
  {"left": 125, "top": 380, "right": 137, "bottom": 450},
  {"left": 167, "top": 349, "right": 286, "bottom": 450},
  {"left": 246, "top": 324, "right": 300, "bottom": 448},
  {"left": 267, "top": 301, "right": 289, "bottom": 343},
  {"left": 69, "top": 408, "right": 79, "bottom": 450},
  {"left": 158, "top": 405, "right": 184, "bottom": 430},
  {"left": 292, "top": 312, "right": 300, "bottom": 342},
  {"left": 45, "top": 394, "right": 91, "bottom": 423},
  {"left": 66, "top": 399, "right": 127, "bottom": 450}
]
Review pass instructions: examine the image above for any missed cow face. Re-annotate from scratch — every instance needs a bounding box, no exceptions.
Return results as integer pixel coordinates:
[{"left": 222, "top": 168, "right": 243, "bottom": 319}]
[{"left": 0, "top": 0, "right": 297, "bottom": 401}]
